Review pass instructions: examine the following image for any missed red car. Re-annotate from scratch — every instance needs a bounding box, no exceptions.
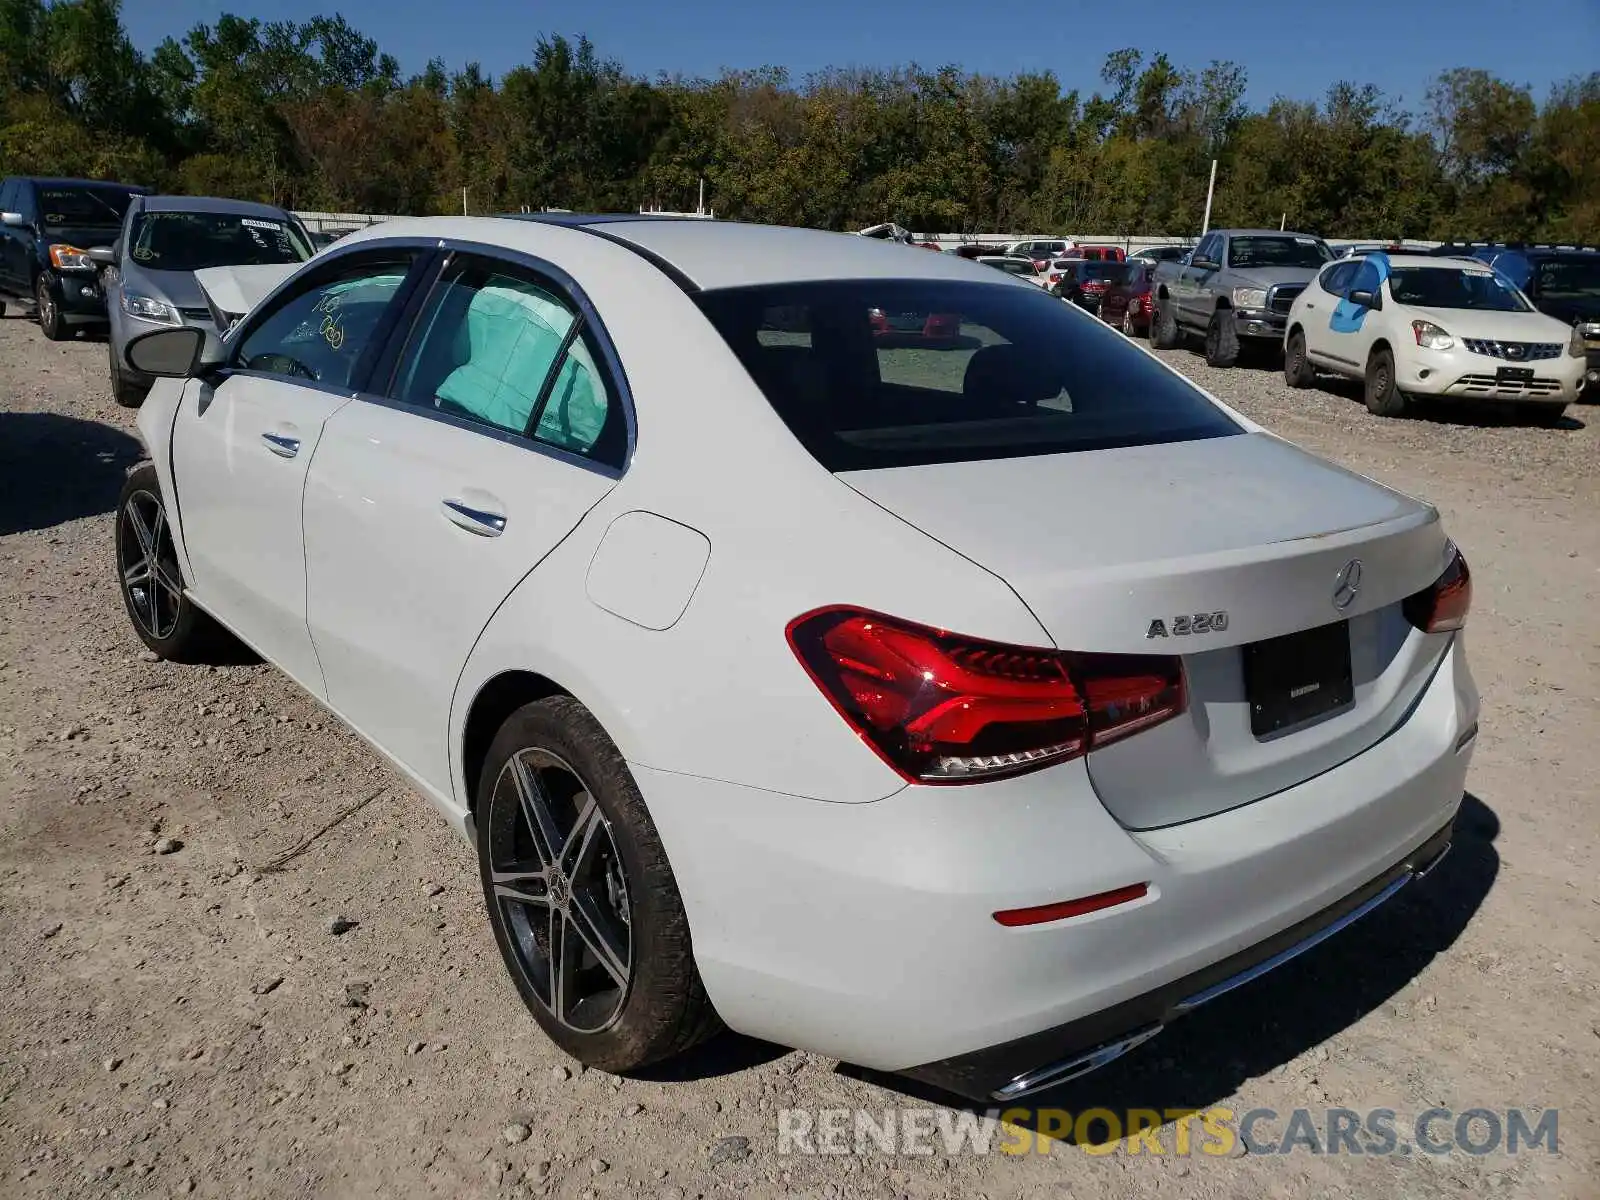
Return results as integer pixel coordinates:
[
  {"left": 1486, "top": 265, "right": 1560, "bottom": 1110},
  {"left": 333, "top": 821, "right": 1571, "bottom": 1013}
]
[
  {"left": 1099, "top": 261, "right": 1156, "bottom": 335},
  {"left": 1071, "top": 245, "right": 1127, "bottom": 262},
  {"left": 1046, "top": 259, "right": 1125, "bottom": 312},
  {"left": 869, "top": 307, "right": 961, "bottom": 342}
]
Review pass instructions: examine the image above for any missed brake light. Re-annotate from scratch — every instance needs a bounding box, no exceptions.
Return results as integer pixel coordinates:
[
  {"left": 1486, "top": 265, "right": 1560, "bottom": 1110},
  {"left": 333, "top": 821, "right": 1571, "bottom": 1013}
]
[
  {"left": 1403, "top": 543, "right": 1471, "bottom": 633},
  {"left": 786, "top": 607, "right": 1186, "bottom": 784},
  {"left": 1048, "top": 273, "right": 1063, "bottom": 284}
]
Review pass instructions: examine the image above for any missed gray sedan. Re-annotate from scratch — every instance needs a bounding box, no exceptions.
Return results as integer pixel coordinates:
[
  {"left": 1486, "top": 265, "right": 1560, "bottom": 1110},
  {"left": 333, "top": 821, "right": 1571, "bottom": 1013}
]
[{"left": 91, "top": 195, "right": 312, "bottom": 406}]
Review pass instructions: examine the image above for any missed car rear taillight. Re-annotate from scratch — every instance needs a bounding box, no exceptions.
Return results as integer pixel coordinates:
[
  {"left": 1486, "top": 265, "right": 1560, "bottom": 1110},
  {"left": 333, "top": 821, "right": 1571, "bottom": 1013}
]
[
  {"left": 1048, "top": 273, "right": 1063, "bottom": 284},
  {"left": 786, "top": 607, "right": 1186, "bottom": 784},
  {"left": 1403, "top": 543, "right": 1472, "bottom": 633}
]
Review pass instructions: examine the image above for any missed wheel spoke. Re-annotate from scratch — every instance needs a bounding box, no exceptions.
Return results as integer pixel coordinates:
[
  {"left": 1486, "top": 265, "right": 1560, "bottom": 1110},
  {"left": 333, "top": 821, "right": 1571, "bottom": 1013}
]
[
  {"left": 549, "top": 907, "right": 576, "bottom": 1024},
  {"left": 126, "top": 501, "right": 157, "bottom": 561},
  {"left": 123, "top": 556, "right": 153, "bottom": 588},
  {"left": 152, "top": 559, "right": 185, "bottom": 602},
  {"left": 558, "top": 794, "right": 602, "bottom": 876},
  {"left": 509, "top": 755, "right": 563, "bottom": 868},
  {"left": 491, "top": 861, "right": 549, "bottom": 908},
  {"left": 567, "top": 891, "right": 629, "bottom": 987}
]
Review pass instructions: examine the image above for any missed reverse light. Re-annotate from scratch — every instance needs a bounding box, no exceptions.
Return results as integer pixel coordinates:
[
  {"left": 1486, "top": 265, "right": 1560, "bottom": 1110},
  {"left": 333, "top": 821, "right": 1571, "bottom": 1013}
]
[
  {"left": 786, "top": 607, "right": 1186, "bottom": 784},
  {"left": 1232, "top": 287, "right": 1268, "bottom": 308},
  {"left": 1403, "top": 542, "right": 1472, "bottom": 633},
  {"left": 49, "top": 243, "right": 93, "bottom": 270},
  {"left": 1412, "top": 320, "right": 1455, "bottom": 351},
  {"left": 123, "top": 293, "right": 181, "bottom": 326}
]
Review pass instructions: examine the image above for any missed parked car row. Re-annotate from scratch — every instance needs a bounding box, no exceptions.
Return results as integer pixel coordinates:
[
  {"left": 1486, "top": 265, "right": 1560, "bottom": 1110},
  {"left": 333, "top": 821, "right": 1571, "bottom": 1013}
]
[
  {"left": 1134, "top": 228, "right": 1597, "bottom": 421},
  {"left": 0, "top": 174, "right": 318, "bottom": 406}
]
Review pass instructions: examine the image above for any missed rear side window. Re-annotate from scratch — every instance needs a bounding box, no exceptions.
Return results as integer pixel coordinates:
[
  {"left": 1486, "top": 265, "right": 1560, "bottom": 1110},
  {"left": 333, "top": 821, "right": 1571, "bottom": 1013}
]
[
  {"left": 390, "top": 254, "right": 624, "bottom": 466},
  {"left": 695, "top": 280, "right": 1240, "bottom": 471}
]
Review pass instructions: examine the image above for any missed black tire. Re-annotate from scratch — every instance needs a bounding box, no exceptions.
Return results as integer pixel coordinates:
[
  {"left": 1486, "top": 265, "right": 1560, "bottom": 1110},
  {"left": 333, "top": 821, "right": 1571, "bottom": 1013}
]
[
  {"left": 1150, "top": 299, "right": 1181, "bottom": 349},
  {"left": 36, "top": 273, "right": 68, "bottom": 340},
  {"left": 1518, "top": 400, "right": 1569, "bottom": 427},
  {"left": 1204, "top": 309, "right": 1240, "bottom": 368},
  {"left": 1284, "top": 329, "right": 1317, "bottom": 388},
  {"left": 0, "top": 300, "right": 7, "bottom": 318},
  {"left": 110, "top": 342, "right": 149, "bottom": 408},
  {"left": 1363, "top": 346, "right": 1408, "bottom": 417},
  {"left": 477, "top": 696, "right": 720, "bottom": 1073},
  {"left": 115, "top": 463, "right": 231, "bottom": 661}
]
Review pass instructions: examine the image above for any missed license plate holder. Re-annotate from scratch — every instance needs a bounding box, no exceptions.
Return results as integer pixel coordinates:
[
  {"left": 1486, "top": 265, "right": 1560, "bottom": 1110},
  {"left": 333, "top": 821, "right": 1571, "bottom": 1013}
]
[
  {"left": 1242, "top": 621, "right": 1354, "bottom": 738},
  {"left": 1496, "top": 365, "right": 1534, "bottom": 385}
]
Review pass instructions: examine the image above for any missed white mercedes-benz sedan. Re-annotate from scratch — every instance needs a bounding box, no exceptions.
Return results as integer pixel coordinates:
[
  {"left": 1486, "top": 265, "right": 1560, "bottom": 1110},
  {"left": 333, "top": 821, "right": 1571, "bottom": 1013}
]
[{"left": 115, "top": 214, "right": 1478, "bottom": 1101}]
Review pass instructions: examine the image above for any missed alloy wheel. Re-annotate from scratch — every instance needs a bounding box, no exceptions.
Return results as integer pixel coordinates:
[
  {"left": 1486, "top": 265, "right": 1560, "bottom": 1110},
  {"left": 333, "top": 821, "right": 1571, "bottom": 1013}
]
[
  {"left": 487, "top": 748, "right": 633, "bottom": 1033},
  {"left": 117, "top": 489, "right": 183, "bottom": 640}
]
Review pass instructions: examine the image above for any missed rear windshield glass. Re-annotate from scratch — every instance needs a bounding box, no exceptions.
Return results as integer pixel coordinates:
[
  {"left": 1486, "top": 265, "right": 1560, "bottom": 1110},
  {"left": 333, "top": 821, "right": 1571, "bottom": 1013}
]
[
  {"left": 1228, "top": 236, "right": 1332, "bottom": 269},
  {"left": 39, "top": 186, "right": 135, "bottom": 228},
  {"left": 694, "top": 280, "right": 1241, "bottom": 471},
  {"left": 129, "top": 210, "right": 311, "bottom": 271}
]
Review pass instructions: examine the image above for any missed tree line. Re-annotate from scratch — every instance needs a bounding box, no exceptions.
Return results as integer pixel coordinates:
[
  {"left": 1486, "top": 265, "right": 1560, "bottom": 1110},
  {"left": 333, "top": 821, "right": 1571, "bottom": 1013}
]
[{"left": 2, "top": 0, "right": 1596, "bottom": 241}]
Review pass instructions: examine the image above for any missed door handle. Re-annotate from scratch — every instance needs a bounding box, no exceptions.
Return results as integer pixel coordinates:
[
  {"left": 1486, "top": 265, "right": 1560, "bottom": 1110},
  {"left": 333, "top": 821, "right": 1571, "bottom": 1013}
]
[
  {"left": 441, "top": 498, "right": 507, "bottom": 537},
  {"left": 261, "top": 432, "right": 300, "bottom": 458}
]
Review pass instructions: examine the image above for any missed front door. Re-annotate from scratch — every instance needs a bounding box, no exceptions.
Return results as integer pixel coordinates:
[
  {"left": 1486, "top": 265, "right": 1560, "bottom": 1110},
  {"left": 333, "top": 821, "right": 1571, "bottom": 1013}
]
[
  {"left": 171, "top": 247, "right": 424, "bottom": 693},
  {"left": 303, "top": 250, "right": 627, "bottom": 798}
]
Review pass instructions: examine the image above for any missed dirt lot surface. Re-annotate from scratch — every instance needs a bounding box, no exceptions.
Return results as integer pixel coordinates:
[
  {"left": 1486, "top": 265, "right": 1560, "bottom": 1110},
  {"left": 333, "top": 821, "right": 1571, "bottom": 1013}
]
[{"left": 1, "top": 313, "right": 1597, "bottom": 1199}]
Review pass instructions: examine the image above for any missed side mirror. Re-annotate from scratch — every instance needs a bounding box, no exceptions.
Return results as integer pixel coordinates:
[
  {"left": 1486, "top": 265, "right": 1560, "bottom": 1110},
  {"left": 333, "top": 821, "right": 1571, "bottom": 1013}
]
[
  {"left": 88, "top": 245, "right": 117, "bottom": 266},
  {"left": 1, "top": 211, "right": 26, "bottom": 227},
  {"left": 125, "top": 326, "right": 224, "bottom": 378},
  {"left": 1191, "top": 257, "right": 1218, "bottom": 271},
  {"left": 1349, "top": 288, "right": 1381, "bottom": 309}
]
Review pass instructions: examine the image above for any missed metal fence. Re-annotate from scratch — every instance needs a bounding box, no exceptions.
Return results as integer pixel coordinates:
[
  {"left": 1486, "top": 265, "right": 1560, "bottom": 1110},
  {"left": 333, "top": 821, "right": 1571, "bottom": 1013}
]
[{"left": 292, "top": 212, "right": 1439, "bottom": 254}]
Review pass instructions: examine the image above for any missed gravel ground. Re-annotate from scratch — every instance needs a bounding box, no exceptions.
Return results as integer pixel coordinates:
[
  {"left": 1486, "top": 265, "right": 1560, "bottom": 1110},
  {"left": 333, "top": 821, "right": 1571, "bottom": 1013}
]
[{"left": 1, "top": 313, "right": 1597, "bottom": 1199}]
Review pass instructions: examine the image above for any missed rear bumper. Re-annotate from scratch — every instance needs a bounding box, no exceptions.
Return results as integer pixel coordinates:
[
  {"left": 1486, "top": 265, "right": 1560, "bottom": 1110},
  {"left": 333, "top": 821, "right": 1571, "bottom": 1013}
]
[
  {"left": 902, "top": 819, "right": 1452, "bottom": 1100},
  {"left": 634, "top": 637, "right": 1477, "bottom": 1085}
]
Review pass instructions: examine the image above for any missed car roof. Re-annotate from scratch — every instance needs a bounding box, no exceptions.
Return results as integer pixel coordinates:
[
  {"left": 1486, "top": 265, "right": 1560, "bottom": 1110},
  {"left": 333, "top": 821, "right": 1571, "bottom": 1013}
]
[
  {"left": 1213, "top": 229, "right": 1327, "bottom": 239},
  {"left": 1347, "top": 253, "right": 1488, "bottom": 268},
  {"left": 138, "top": 195, "right": 293, "bottom": 218},
  {"left": 336, "top": 215, "right": 1022, "bottom": 292},
  {"left": 19, "top": 177, "right": 150, "bottom": 192}
]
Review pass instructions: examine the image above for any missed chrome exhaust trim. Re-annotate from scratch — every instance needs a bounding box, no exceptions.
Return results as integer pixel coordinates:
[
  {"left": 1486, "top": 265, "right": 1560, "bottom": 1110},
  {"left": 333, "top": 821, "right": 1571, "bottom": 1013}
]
[{"left": 989, "top": 1024, "right": 1163, "bottom": 1101}]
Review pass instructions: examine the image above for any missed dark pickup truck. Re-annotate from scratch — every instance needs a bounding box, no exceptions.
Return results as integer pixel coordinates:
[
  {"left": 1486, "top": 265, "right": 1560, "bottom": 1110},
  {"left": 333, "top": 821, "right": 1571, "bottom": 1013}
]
[
  {"left": 0, "top": 175, "right": 148, "bottom": 339},
  {"left": 1149, "top": 228, "right": 1335, "bottom": 366}
]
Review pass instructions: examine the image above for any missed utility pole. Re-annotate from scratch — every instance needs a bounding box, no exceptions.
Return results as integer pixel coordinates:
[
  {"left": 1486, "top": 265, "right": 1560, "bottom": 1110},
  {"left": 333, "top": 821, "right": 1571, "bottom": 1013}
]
[
  {"left": 1200, "top": 159, "right": 1218, "bottom": 236},
  {"left": 462, "top": 187, "right": 468, "bottom": 216}
]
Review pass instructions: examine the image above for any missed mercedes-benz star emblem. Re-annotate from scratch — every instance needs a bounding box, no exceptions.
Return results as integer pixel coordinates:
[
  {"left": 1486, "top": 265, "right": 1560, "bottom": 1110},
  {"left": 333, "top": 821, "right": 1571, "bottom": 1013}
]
[{"left": 1332, "top": 559, "right": 1363, "bottom": 610}]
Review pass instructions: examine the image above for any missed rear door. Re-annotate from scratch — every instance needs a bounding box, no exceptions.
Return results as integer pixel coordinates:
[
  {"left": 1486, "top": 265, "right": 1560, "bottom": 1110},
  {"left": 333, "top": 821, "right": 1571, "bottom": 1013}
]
[
  {"left": 172, "top": 246, "right": 427, "bottom": 691},
  {"left": 302, "top": 248, "right": 627, "bottom": 797}
]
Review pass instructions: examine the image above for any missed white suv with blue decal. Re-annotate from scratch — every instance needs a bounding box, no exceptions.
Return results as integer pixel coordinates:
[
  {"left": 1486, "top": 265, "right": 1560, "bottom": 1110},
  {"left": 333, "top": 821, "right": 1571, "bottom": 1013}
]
[{"left": 1282, "top": 252, "right": 1589, "bottom": 423}]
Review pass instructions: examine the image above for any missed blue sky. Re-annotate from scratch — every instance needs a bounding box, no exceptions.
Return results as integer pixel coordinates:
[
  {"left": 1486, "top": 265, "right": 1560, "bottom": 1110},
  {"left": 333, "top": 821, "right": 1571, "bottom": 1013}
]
[{"left": 124, "top": 0, "right": 1600, "bottom": 111}]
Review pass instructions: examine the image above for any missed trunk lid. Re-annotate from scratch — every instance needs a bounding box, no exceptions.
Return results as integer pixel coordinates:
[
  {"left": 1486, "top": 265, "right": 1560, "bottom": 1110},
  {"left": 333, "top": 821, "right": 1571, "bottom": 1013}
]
[{"left": 840, "top": 432, "right": 1453, "bottom": 828}]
